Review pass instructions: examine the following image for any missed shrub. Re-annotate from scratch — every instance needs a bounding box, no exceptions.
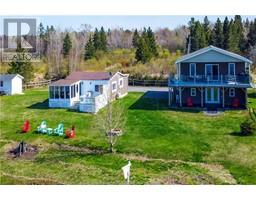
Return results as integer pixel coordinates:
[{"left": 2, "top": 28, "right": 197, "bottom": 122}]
[{"left": 240, "top": 119, "right": 256, "bottom": 136}]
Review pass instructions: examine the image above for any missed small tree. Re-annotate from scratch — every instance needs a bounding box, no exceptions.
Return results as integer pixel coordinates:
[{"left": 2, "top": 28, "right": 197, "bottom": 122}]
[
  {"left": 240, "top": 108, "right": 256, "bottom": 136},
  {"left": 8, "top": 44, "right": 34, "bottom": 83},
  {"left": 84, "top": 35, "right": 95, "bottom": 60},
  {"left": 63, "top": 33, "right": 72, "bottom": 57},
  {"left": 95, "top": 95, "right": 126, "bottom": 153}
]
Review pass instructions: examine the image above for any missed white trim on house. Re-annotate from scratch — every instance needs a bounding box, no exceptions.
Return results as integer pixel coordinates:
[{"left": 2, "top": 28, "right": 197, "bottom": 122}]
[
  {"left": 205, "top": 64, "right": 219, "bottom": 80},
  {"left": 189, "top": 63, "right": 196, "bottom": 77},
  {"left": 175, "top": 45, "right": 253, "bottom": 64},
  {"left": 205, "top": 87, "right": 220, "bottom": 104},
  {"left": 229, "top": 88, "right": 235, "bottom": 97},
  {"left": 228, "top": 63, "right": 236, "bottom": 76}
]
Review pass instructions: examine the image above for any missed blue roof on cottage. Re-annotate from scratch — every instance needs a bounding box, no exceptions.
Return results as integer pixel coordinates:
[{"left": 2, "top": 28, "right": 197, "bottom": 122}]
[
  {"left": 0, "top": 74, "right": 24, "bottom": 80},
  {"left": 175, "top": 45, "right": 252, "bottom": 64}
]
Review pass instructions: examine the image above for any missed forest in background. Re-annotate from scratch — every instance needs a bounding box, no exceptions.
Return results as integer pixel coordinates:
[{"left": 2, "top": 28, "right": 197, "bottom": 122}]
[{"left": 0, "top": 15, "right": 256, "bottom": 82}]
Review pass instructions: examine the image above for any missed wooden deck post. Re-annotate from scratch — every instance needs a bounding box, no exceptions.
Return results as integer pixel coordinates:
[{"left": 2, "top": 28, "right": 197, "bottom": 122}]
[
  {"left": 201, "top": 87, "right": 203, "bottom": 108},
  {"left": 179, "top": 87, "right": 182, "bottom": 107},
  {"left": 222, "top": 87, "right": 225, "bottom": 108},
  {"left": 168, "top": 87, "right": 171, "bottom": 107}
]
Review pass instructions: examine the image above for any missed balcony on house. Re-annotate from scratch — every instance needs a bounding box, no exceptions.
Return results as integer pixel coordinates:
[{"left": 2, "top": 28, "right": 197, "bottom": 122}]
[{"left": 169, "top": 74, "right": 252, "bottom": 88}]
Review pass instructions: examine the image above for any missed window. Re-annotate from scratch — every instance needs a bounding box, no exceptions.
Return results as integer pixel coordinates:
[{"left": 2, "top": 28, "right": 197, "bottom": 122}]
[
  {"left": 65, "top": 86, "right": 70, "bottom": 98},
  {"left": 112, "top": 82, "right": 117, "bottom": 92},
  {"left": 228, "top": 63, "right": 235, "bottom": 76},
  {"left": 229, "top": 88, "right": 235, "bottom": 97},
  {"left": 60, "top": 86, "right": 65, "bottom": 99},
  {"left": 0, "top": 80, "right": 3, "bottom": 87},
  {"left": 95, "top": 85, "right": 99, "bottom": 92},
  {"left": 119, "top": 78, "right": 123, "bottom": 88},
  {"left": 189, "top": 63, "right": 196, "bottom": 77},
  {"left": 55, "top": 86, "right": 59, "bottom": 98},
  {"left": 245, "top": 63, "right": 250, "bottom": 74},
  {"left": 49, "top": 86, "right": 54, "bottom": 99},
  {"left": 79, "top": 82, "right": 82, "bottom": 95},
  {"left": 76, "top": 84, "right": 78, "bottom": 93},
  {"left": 95, "top": 85, "right": 103, "bottom": 94},
  {"left": 190, "top": 88, "right": 196, "bottom": 96},
  {"left": 71, "top": 85, "right": 74, "bottom": 98}
]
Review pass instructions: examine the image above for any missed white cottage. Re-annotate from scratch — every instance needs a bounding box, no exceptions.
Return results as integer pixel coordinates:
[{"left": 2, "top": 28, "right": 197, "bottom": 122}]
[
  {"left": 48, "top": 71, "right": 129, "bottom": 113},
  {"left": 0, "top": 74, "right": 24, "bottom": 95}
]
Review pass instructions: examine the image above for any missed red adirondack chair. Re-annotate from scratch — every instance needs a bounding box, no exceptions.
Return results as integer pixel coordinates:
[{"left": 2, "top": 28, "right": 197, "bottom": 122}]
[
  {"left": 232, "top": 98, "right": 240, "bottom": 108},
  {"left": 22, "top": 120, "right": 30, "bottom": 133},
  {"left": 65, "top": 126, "right": 75, "bottom": 138},
  {"left": 187, "top": 97, "right": 193, "bottom": 107}
]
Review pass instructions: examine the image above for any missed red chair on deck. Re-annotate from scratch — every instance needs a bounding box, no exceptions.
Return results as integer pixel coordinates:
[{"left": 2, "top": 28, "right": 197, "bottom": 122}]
[
  {"left": 187, "top": 97, "right": 193, "bottom": 107},
  {"left": 65, "top": 126, "right": 76, "bottom": 138},
  {"left": 21, "top": 120, "right": 30, "bottom": 133},
  {"left": 232, "top": 98, "right": 240, "bottom": 109}
]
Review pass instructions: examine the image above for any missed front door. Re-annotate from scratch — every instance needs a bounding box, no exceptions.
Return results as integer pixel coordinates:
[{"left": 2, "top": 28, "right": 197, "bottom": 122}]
[{"left": 205, "top": 88, "right": 219, "bottom": 104}]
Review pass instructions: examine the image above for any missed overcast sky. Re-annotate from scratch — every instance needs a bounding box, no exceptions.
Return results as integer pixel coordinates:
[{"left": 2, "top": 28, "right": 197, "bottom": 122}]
[{"left": 0, "top": 15, "right": 255, "bottom": 35}]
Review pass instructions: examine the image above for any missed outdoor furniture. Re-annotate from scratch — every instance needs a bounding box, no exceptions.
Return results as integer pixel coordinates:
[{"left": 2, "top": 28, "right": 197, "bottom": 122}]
[
  {"left": 21, "top": 120, "right": 30, "bottom": 133},
  {"left": 47, "top": 128, "right": 53, "bottom": 135},
  {"left": 37, "top": 121, "right": 47, "bottom": 134},
  {"left": 232, "top": 98, "right": 240, "bottom": 108},
  {"left": 187, "top": 97, "right": 193, "bottom": 107},
  {"left": 65, "top": 126, "right": 75, "bottom": 138},
  {"left": 54, "top": 123, "right": 64, "bottom": 136}
]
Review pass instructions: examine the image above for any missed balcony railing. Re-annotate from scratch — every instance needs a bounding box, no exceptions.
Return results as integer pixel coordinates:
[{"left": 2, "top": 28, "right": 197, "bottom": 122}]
[
  {"left": 79, "top": 95, "right": 95, "bottom": 104},
  {"left": 169, "top": 74, "right": 251, "bottom": 86}
]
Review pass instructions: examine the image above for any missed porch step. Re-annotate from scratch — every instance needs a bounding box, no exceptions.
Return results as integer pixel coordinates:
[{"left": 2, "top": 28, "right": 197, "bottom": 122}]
[{"left": 70, "top": 101, "right": 80, "bottom": 110}]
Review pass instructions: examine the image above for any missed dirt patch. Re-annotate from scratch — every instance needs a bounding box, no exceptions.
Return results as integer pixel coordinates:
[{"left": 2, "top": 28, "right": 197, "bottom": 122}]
[
  {"left": 57, "top": 144, "right": 105, "bottom": 154},
  {"left": 8, "top": 142, "right": 38, "bottom": 160}
]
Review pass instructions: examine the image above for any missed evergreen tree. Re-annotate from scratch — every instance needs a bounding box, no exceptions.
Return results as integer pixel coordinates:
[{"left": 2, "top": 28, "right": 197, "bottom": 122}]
[
  {"left": 146, "top": 27, "right": 158, "bottom": 57},
  {"left": 93, "top": 28, "right": 101, "bottom": 51},
  {"left": 195, "top": 21, "right": 207, "bottom": 49},
  {"left": 203, "top": 16, "right": 211, "bottom": 45},
  {"left": 234, "top": 15, "right": 246, "bottom": 52},
  {"left": 223, "top": 17, "right": 230, "bottom": 50},
  {"left": 99, "top": 26, "right": 107, "bottom": 51},
  {"left": 135, "top": 37, "right": 151, "bottom": 63},
  {"left": 228, "top": 19, "right": 240, "bottom": 53},
  {"left": 39, "top": 23, "right": 45, "bottom": 39},
  {"left": 8, "top": 44, "right": 34, "bottom": 83},
  {"left": 132, "top": 29, "right": 140, "bottom": 48},
  {"left": 84, "top": 35, "right": 95, "bottom": 60},
  {"left": 187, "top": 17, "right": 197, "bottom": 52},
  {"left": 211, "top": 18, "right": 223, "bottom": 48},
  {"left": 247, "top": 19, "right": 256, "bottom": 48},
  {"left": 63, "top": 33, "right": 72, "bottom": 57}
]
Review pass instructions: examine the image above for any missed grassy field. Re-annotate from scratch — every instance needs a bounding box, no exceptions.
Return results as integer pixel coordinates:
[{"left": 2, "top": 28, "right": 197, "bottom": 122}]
[{"left": 0, "top": 88, "right": 256, "bottom": 184}]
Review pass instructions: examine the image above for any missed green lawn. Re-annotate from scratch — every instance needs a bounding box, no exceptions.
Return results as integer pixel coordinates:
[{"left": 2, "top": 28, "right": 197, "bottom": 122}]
[{"left": 0, "top": 88, "right": 256, "bottom": 184}]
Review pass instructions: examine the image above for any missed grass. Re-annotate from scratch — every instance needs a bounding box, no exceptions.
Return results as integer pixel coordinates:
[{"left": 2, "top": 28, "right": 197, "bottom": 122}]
[{"left": 0, "top": 88, "right": 256, "bottom": 184}]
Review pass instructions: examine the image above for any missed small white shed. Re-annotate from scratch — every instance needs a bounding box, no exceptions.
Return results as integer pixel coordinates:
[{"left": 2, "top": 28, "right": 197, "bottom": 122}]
[{"left": 0, "top": 74, "right": 24, "bottom": 95}]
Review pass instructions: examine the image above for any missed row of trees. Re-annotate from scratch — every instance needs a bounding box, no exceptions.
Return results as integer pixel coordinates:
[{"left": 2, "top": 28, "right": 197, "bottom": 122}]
[{"left": 187, "top": 15, "right": 256, "bottom": 54}]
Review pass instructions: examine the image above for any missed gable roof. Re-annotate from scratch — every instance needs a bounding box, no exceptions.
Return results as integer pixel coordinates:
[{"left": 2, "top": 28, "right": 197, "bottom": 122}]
[
  {"left": 66, "top": 71, "right": 111, "bottom": 80},
  {"left": 175, "top": 45, "right": 252, "bottom": 64},
  {"left": 0, "top": 74, "right": 24, "bottom": 80}
]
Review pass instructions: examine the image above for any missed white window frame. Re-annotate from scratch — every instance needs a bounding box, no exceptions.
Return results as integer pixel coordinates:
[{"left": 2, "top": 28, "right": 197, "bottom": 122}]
[
  {"left": 190, "top": 88, "right": 196, "bottom": 96},
  {"left": 229, "top": 88, "right": 235, "bottom": 97},
  {"left": 228, "top": 63, "right": 236, "bottom": 76},
  {"left": 189, "top": 63, "right": 196, "bottom": 77},
  {"left": 119, "top": 78, "right": 123, "bottom": 88},
  {"left": 112, "top": 81, "right": 117, "bottom": 92}
]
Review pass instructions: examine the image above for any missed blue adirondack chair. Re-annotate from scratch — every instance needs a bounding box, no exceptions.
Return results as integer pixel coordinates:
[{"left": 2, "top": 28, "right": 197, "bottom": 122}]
[
  {"left": 54, "top": 123, "right": 64, "bottom": 136},
  {"left": 37, "top": 121, "right": 47, "bottom": 134}
]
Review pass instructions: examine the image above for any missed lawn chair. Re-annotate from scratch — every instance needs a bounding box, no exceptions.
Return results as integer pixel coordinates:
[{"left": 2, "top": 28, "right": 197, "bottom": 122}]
[
  {"left": 54, "top": 123, "right": 64, "bottom": 136},
  {"left": 187, "top": 97, "right": 193, "bottom": 107},
  {"left": 21, "top": 120, "right": 30, "bottom": 133},
  {"left": 37, "top": 121, "right": 47, "bottom": 134},
  {"left": 65, "top": 126, "right": 75, "bottom": 138}
]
